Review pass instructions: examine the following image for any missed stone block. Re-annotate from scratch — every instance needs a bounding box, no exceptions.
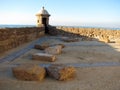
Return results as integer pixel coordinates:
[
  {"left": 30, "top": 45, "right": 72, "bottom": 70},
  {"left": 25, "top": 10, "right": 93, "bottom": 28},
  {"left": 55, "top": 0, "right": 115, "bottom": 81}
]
[
  {"left": 45, "top": 45, "right": 62, "bottom": 55},
  {"left": 52, "top": 44, "right": 65, "bottom": 48},
  {"left": 12, "top": 64, "right": 46, "bottom": 81},
  {"left": 34, "top": 43, "right": 49, "bottom": 50},
  {"left": 46, "top": 64, "right": 76, "bottom": 81},
  {"left": 32, "top": 53, "right": 56, "bottom": 62}
]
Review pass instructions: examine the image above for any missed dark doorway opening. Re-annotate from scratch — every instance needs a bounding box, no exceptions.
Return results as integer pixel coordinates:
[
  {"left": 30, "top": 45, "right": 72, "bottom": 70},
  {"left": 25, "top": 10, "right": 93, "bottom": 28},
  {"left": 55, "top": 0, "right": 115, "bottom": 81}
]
[
  {"left": 42, "top": 18, "right": 49, "bottom": 34},
  {"left": 42, "top": 18, "right": 46, "bottom": 24}
]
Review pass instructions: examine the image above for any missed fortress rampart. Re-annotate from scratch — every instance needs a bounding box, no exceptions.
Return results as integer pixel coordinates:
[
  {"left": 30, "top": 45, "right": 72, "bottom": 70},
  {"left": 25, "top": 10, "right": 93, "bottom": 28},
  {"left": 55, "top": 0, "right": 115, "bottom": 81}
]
[
  {"left": 49, "top": 26, "right": 120, "bottom": 43},
  {"left": 1, "top": 26, "right": 120, "bottom": 54},
  {"left": 0, "top": 27, "right": 44, "bottom": 53}
]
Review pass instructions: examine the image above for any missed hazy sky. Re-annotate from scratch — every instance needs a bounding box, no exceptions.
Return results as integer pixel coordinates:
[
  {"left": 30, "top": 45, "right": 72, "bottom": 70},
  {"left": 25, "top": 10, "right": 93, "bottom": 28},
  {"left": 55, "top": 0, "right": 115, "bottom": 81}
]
[{"left": 0, "top": 0, "right": 120, "bottom": 27}]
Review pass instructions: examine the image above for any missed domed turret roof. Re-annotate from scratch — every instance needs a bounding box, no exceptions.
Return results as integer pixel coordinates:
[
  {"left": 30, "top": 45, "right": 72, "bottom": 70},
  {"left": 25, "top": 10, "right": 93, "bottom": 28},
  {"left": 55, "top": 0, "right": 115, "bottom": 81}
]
[{"left": 36, "top": 7, "right": 50, "bottom": 15}]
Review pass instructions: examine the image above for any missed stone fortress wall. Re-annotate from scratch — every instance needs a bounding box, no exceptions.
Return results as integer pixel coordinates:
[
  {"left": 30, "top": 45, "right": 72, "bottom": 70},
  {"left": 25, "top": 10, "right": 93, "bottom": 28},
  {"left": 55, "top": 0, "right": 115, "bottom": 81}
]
[
  {"left": 1, "top": 26, "right": 120, "bottom": 53},
  {"left": 49, "top": 26, "right": 120, "bottom": 43},
  {"left": 0, "top": 27, "right": 44, "bottom": 53}
]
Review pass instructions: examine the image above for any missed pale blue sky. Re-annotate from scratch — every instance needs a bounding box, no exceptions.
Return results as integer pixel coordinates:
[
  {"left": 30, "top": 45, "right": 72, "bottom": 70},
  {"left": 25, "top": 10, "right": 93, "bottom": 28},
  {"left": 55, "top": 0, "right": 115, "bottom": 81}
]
[{"left": 0, "top": 0, "right": 120, "bottom": 27}]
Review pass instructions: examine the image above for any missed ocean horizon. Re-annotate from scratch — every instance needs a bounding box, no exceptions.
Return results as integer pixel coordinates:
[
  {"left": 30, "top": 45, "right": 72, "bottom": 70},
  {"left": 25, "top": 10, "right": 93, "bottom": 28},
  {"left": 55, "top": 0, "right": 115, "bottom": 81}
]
[
  {"left": 0, "top": 25, "right": 36, "bottom": 28},
  {"left": 0, "top": 24, "right": 120, "bottom": 30}
]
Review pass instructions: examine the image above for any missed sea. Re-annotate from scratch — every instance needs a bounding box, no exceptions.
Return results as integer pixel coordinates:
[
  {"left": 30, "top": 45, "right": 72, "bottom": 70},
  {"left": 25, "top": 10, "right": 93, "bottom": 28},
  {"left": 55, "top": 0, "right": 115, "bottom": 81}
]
[
  {"left": 0, "top": 25, "right": 36, "bottom": 28},
  {"left": 0, "top": 24, "right": 120, "bottom": 30}
]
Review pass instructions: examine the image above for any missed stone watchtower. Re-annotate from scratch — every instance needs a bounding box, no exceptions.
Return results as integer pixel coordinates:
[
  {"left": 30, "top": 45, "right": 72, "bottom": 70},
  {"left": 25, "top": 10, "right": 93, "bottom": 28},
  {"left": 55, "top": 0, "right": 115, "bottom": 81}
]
[{"left": 36, "top": 7, "right": 50, "bottom": 33}]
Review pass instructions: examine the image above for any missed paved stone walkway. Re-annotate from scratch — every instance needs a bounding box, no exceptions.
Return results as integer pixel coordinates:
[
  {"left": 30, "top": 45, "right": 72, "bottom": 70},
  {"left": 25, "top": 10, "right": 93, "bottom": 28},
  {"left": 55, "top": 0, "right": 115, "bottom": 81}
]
[
  {"left": 0, "top": 36, "right": 120, "bottom": 67},
  {"left": 38, "top": 62, "right": 120, "bottom": 68}
]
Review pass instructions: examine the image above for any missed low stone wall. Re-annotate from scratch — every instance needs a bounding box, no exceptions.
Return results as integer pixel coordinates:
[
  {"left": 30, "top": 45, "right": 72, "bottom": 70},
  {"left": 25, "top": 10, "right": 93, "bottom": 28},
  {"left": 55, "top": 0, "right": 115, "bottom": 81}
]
[
  {"left": 49, "top": 26, "right": 120, "bottom": 43},
  {"left": 0, "top": 27, "right": 44, "bottom": 53}
]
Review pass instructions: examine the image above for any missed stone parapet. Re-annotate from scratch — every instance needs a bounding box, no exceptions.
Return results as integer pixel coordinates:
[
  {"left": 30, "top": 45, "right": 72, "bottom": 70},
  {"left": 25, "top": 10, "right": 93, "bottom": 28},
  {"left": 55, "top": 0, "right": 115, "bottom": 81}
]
[
  {"left": 49, "top": 26, "right": 120, "bottom": 43},
  {"left": 0, "top": 27, "right": 44, "bottom": 53}
]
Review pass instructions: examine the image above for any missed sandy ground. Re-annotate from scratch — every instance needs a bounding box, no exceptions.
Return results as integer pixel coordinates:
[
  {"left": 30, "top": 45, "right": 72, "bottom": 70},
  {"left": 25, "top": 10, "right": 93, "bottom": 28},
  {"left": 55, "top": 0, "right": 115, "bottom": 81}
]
[{"left": 0, "top": 36, "right": 120, "bottom": 90}]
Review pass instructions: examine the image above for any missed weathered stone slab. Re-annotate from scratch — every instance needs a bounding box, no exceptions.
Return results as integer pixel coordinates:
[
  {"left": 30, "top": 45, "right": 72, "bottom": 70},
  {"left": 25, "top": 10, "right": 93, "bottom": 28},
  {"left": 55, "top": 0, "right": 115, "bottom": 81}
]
[
  {"left": 45, "top": 45, "right": 62, "bottom": 55},
  {"left": 34, "top": 43, "right": 49, "bottom": 50},
  {"left": 46, "top": 64, "right": 76, "bottom": 81},
  {"left": 32, "top": 53, "right": 56, "bottom": 62},
  {"left": 12, "top": 64, "right": 46, "bottom": 81},
  {"left": 52, "top": 44, "right": 65, "bottom": 48},
  {"left": 62, "top": 37, "right": 79, "bottom": 42}
]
